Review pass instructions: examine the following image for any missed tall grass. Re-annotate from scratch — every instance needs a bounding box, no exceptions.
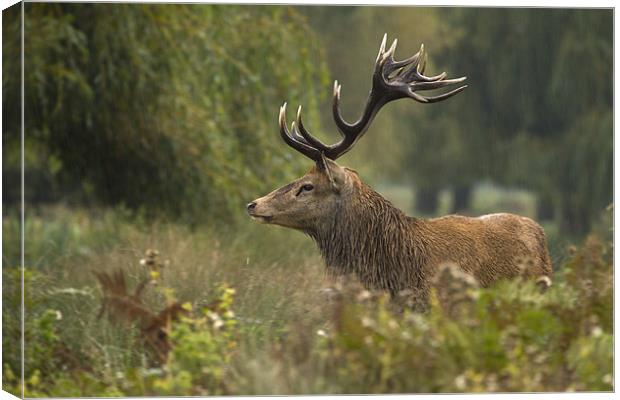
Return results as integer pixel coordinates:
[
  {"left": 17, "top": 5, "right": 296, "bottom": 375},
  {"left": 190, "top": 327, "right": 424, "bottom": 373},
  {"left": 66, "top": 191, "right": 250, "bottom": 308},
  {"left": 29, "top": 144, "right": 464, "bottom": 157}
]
[
  {"left": 3, "top": 206, "right": 329, "bottom": 395},
  {"left": 2, "top": 205, "right": 613, "bottom": 396}
]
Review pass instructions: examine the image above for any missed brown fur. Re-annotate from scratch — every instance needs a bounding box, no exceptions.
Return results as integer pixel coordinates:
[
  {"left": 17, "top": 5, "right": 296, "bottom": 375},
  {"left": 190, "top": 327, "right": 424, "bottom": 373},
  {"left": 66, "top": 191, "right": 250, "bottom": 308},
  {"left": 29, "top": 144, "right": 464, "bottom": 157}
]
[{"left": 249, "top": 158, "right": 553, "bottom": 307}]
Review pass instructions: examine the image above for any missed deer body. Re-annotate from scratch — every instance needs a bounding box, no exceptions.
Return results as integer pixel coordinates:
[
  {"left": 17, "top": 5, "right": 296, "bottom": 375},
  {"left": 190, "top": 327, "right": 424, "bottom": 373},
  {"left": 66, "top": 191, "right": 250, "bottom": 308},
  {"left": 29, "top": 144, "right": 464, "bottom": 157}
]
[
  {"left": 251, "top": 163, "right": 552, "bottom": 305},
  {"left": 248, "top": 35, "right": 552, "bottom": 305}
]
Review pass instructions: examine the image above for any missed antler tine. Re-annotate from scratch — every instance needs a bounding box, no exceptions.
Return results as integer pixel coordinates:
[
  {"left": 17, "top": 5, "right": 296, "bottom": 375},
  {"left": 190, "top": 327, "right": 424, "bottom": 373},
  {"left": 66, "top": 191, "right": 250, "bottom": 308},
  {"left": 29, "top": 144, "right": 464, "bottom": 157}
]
[
  {"left": 286, "top": 106, "right": 308, "bottom": 144},
  {"left": 412, "top": 76, "right": 467, "bottom": 91},
  {"left": 375, "top": 33, "right": 388, "bottom": 62},
  {"left": 405, "top": 63, "right": 448, "bottom": 83},
  {"left": 279, "top": 103, "right": 322, "bottom": 161},
  {"left": 289, "top": 121, "right": 306, "bottom": 144},
  {"left": 418, "top": 43, "right": 427, "bottom": 74},
  {"left": 419, "top": 84, "right": 469, "bottom": 103},
  {"left": 294, "top": 105, "right": 330, "bottom": 151},
  {"left": 383, "top": 38, "right": 398, "bottom": 62},
  {"left": 331, "top": 79, "right": 347, "bottom": 137}
]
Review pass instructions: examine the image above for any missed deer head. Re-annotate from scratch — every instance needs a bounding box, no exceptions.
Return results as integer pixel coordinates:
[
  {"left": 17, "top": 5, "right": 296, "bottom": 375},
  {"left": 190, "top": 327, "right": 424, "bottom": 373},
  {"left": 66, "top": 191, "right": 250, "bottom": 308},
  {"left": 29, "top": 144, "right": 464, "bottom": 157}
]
[
  {"left": 94, "top": 269, "right": 185, "bottom": 363},
  {"left": 247, "top": 34, "right": 467, "bottom": 232}
]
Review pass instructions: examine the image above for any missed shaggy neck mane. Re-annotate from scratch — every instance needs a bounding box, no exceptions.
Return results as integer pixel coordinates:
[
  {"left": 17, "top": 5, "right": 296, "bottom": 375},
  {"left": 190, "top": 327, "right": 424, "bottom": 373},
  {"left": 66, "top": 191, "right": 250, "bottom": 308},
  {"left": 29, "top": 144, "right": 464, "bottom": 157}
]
[{"left": 308, "top": 181, "right": 428, "bottom": 294}]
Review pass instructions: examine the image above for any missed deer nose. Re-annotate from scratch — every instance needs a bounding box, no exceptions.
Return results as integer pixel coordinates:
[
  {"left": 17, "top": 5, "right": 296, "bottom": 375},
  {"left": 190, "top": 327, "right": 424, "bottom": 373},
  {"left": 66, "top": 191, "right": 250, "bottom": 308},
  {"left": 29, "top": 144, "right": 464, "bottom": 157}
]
[{"left": 246, "top": 202, "right": 257, "bottom": 213}]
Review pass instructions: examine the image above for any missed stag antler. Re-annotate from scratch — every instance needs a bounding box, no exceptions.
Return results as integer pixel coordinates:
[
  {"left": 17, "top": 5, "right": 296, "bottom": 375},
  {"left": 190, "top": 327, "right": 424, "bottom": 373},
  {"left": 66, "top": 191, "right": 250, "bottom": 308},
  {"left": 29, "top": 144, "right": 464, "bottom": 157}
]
[{"left": 280, "top": 34, "right": 467, "bottom": 161}]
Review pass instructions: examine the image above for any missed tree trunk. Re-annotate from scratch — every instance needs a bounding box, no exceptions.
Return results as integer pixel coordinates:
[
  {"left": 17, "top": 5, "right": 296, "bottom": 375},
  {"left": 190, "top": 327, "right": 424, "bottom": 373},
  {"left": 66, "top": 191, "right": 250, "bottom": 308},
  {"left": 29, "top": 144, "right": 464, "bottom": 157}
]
[
  {"left": 560, "top": 206, "right": 590, "bottom": 236},
  {"left": 451, "top": 185, "right": 472, "bottom": 214},
  {"left": 415, "top": 187, "right": 439, "bottom": 215},
  {"left": 536, "top": 196, "right": 555, "bottom": 222}
]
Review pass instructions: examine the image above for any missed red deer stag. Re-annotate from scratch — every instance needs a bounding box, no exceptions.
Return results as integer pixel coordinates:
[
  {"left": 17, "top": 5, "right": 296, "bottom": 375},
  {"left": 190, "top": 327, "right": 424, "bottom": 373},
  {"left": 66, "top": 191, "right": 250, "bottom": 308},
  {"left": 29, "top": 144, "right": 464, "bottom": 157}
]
[{"left": 247, "top": 35, "right": 552, "bottom": 308}]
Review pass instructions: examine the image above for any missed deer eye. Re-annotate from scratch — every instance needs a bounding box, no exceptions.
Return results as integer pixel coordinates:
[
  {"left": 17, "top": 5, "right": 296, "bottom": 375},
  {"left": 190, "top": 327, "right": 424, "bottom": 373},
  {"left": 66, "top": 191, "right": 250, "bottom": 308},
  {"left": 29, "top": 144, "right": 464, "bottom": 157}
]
[{"left": 296, "top": 184, "right": 314, "bottom": 196}]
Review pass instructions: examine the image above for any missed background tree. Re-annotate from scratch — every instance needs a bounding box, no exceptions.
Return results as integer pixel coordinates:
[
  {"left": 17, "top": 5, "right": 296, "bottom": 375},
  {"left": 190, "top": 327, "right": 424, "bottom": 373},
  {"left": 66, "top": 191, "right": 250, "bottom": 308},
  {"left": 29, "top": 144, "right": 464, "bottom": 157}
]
[
  {"left": 3, "top": 4, "right": 328, "bottom": 223},
  {"left": 4, "top": 5, "right": 612, "bottom": 236},
  {"left": 440, "top": 8, "right": 612, "bottom": 233},
  {"left": 302, "top": 7, "right": 611, "bottom": 234}
]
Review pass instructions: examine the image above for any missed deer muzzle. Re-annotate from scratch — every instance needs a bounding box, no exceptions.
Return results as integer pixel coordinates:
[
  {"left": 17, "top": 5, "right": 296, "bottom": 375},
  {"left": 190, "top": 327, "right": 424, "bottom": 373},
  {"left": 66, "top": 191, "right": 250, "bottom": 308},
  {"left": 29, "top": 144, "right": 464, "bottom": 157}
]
[{"left": 246, "top": 200, "right": 273, "bottom": 223}]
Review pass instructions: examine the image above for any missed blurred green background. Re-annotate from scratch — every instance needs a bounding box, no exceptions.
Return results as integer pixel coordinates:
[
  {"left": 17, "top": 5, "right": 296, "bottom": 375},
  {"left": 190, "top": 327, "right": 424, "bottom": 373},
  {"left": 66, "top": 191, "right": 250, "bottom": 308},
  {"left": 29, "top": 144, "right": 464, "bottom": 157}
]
[
  {"left": 2, "top": 4, "right": 614, "bottom": 396},
  {"left": 3, "top": 5, "right": 612, "bottom": 241}
]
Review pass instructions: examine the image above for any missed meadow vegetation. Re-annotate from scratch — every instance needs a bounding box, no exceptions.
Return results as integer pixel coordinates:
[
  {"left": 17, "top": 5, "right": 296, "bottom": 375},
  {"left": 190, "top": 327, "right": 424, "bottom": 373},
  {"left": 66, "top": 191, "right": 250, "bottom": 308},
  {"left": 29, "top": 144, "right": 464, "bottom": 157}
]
[
  {"left": 2, "top": 205, "right": 613, "bottom": 396},
  {"left": 2, "top": 4, "right": 613, "bottom": 396}
]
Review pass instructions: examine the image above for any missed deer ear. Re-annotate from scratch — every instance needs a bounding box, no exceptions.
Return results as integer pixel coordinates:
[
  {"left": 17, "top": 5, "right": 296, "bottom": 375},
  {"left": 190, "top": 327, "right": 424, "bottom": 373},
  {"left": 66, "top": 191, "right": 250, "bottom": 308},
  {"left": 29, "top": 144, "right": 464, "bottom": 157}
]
[{"left": 317, "top": 153, "right": 346, "bottom": 192}]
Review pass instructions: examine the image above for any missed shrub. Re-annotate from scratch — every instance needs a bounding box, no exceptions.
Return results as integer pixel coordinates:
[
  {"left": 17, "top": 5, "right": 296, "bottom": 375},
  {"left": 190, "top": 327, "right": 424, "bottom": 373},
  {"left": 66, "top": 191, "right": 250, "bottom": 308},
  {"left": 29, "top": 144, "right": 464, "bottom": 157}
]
[
  {"left": 3, "top": 267, "right": 66, "bottom": 397},
  {"left": 150, "top": 285, "right": 238, "bottom": 395},
  {"left": 297, "top": 232, "right": 613, "bottom": 393},
  {"left": 4, "top": 208, "right": 612, "bottom": 395}
]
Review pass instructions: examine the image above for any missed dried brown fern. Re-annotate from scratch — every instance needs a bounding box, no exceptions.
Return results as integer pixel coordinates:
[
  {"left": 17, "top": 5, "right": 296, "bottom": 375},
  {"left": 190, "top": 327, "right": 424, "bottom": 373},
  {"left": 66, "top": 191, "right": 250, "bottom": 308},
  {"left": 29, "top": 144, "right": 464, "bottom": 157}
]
[{"left": 94, "top": 267, "right": 184, "bottom": 363}]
